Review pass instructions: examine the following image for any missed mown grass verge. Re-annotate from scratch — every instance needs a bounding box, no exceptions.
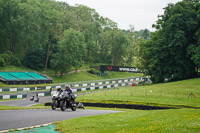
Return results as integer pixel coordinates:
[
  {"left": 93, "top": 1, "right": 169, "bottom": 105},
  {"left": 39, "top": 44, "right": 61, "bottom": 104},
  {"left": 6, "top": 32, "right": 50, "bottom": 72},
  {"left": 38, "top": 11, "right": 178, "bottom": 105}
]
[
  {"left": 55, "top": 108, "right": 200, "bottom": 133},
  {"left": 0, "top": 104, "right": 50, "bottom": 110},
  {"left": 54, "top": 78, "right": 200, "bottom": 133},
  {"left": 48, "top": 71, "right": 143, "bottom": 83},
  {"left": 76, "top": 78, "right": 200, "bottom": 108}
]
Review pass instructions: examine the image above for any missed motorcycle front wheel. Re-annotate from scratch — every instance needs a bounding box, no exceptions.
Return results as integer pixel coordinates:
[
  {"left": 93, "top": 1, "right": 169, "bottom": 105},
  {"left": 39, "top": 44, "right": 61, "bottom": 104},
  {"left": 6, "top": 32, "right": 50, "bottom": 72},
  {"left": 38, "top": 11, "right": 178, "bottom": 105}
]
[
  {"left": 71, "top": 101, "right": 76, "bottom": 111},
  {"left": 51, "top": 100, "right": 57, "bottom": 110},
  {"left": 71, "top": 106, "right": 76, "bottom": 111},
  {"left": 60, "top": 101, "right": 66, "bottom": 111}
]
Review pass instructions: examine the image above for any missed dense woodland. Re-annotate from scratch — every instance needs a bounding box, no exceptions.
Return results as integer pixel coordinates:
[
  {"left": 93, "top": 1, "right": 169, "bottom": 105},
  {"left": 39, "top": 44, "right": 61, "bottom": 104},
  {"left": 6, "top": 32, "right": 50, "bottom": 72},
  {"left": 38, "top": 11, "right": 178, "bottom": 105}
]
[
  {"left": 0, "top": 0, "right": 199, "bottom": 83},
  {"left": 135, "top": 0, "right": 200, "bottom": 83}
]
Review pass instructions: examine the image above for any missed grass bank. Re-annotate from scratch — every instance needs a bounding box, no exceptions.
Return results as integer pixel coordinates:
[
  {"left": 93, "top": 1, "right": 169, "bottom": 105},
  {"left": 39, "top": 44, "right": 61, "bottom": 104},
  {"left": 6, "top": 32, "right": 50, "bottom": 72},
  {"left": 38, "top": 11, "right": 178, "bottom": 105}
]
[
  {"left": 55, "top": 108, "right": 200, "bottom": 133},
  {"left": 54, "top": 78, "right": 200, "bottom": 133},
  {"left": 76, "top": 78, "right": 200, "bottom": 108},
  {"left": 0, "top": 66, "right": 143, "bottom": 87},
  {"left": 0, "top": 104, "right": 50, "bottom": 110},
  {"left": 52, "top": 71, "right": 143, "bottom": 83}
]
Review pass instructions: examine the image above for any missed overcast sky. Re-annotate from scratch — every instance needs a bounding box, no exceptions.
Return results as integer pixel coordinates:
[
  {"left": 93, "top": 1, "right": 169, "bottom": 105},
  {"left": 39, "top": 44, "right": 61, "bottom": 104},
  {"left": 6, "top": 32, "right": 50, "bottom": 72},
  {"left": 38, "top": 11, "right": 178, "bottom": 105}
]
[{"left": 56, "top": 0, "right": 181, "bottom": 31}]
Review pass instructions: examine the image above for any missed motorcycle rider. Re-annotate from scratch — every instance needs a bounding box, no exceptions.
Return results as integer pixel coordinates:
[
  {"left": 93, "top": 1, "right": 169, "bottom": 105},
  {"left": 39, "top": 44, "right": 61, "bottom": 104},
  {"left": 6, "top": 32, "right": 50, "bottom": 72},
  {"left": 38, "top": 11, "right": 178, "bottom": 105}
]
[
  {"left": 52, "top": 87, "right": 62, "bottom": 96},
  {"left": 64, "top": 85, "right": 72, "bottom": 94},
  {"left": 30, "top": 95, "right": 34, "bottom": 101},
  {"left": 64, "top": 85, "right": 75, "bottom": 102},
  {"left": 51, "top": 87, "right": 63, "bottom": 110}
]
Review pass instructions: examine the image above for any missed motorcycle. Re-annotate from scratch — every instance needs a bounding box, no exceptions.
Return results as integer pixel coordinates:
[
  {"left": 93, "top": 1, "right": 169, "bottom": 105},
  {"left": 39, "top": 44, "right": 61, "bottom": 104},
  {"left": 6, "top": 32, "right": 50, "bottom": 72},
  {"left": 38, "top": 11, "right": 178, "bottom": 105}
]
[
  {"left": 35, "top": 96, "right": 39, "bottom": 102},
  {"left": 60, "top": 91, "right": 77, "bottom": 111},
  {"left": 51, "top": 91, "right": 62, "bottom": 110},
  {"left": 30, "top": 95, "right": 34, "bottom": 101}
]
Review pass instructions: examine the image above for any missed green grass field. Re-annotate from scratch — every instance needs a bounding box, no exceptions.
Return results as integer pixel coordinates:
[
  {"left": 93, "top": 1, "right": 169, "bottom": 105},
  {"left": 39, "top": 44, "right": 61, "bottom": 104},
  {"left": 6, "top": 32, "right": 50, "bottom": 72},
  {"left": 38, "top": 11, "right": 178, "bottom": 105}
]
[
  {"left": 76, "top": 78, "right": 200, "bottom": 108},
  {"left": 1, "top": 66, "right": 200, "bottom": 132},
  {"left": 55, "top": 78, "right": 200, "bottom": 133},
  {"left": 0, "top": 104, "right": 50, "bottom": 110},
  {"left": 55, "top": 108, "right": 200, "bottom": 133},
  {"left": 52, "top": 71, "right": 143, "bottom": 83}
]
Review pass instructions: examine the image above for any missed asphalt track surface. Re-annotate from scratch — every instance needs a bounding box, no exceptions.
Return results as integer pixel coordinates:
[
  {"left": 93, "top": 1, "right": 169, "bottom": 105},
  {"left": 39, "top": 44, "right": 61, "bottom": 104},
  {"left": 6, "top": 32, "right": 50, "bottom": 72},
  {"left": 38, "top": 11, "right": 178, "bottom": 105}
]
[
  {"left": 0, "top": 92, "right": 51, "bottom": 107},
  {"left": 0, "top": 93, "right": 121, "bottom": 131},
  {"left": 0, "top": 91, "right": 103, "bottom": 107},
  {"left": 0, "top": 109, "right": 120, "bottom": 131}
]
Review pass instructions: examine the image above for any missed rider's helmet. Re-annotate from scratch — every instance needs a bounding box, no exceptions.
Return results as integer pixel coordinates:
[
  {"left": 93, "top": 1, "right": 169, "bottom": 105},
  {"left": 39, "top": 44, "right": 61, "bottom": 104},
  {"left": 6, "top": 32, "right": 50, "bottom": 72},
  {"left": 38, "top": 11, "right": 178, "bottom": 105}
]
[
  {"left": 57, "top": 88, "right": 61, "bottom": 92},
  {"left": 65, "top": 85, "right": 70, "bottom": 90}
]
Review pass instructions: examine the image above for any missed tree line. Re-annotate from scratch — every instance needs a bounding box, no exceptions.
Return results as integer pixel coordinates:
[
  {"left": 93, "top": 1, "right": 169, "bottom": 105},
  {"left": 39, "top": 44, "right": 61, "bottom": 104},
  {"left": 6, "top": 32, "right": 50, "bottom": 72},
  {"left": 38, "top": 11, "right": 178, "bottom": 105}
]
[
  {"left": 0, "top": 0, "right": 150, "bottom": 76},
  {"left": 1, "top": 0, "right": 198, "bottom": 83},
  {"left": 135, "top": 0, "right": 200, "bottom": 83}
]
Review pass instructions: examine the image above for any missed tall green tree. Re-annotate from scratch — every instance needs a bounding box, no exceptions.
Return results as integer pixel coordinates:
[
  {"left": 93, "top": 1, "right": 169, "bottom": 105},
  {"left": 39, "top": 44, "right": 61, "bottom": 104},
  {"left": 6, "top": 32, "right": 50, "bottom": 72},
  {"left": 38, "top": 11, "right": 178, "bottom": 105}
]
[
  {"left": 100, "top": 29, "right": 129, "bottom": 65},
  {"left": 138, "top": 0, "right": 200, "bottom": 83},
  {"left": 0, "top": 0, "right": 24, "bottom": 55},
  {"left": 51, "top": 28, "right": 85, "bottom": 76},
  {"left": 139, "top": 29, "right": 151, "bottom": 41},
  {"left": 0, "top": 0, "right": 137, "bottom": 70},
  {"left": 74, "top": 5, "right": 103, "bottom": 63},
  {"left": 24, "top": 44, "right": 45, "bottom": 70}
]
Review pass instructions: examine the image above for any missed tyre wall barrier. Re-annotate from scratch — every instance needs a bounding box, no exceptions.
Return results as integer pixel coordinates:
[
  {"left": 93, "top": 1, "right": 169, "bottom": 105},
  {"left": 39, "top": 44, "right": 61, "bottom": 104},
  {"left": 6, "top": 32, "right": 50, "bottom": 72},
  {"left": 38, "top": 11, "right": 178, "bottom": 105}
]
[
  {"left": 82, "top": 102, "right": 174, "bottom": 110},
  {"left": 44, "top": 102, "right": 174, "bottom": 110},
  {"left": 0, "top": 77, "right": 150, "bottom": 92},
  {"left": 0, "top": 93, "right": 27, "bottom": 99}
]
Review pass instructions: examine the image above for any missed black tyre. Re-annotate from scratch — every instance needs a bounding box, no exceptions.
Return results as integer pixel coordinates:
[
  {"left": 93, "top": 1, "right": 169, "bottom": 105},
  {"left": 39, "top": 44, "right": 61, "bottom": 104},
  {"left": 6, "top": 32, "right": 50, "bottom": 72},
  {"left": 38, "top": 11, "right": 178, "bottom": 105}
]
[
  {"left": 51, "top": 101, "right": 57, "bottom": 110},
  {"left": 71, "top": 106, "right": 76, "bottom": 111},
  {"left": 71, "top": 102, "right": 76, "bottom": 111},
  {"left": 60, "top": 101, "right": 66, "bottom": 111}
]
